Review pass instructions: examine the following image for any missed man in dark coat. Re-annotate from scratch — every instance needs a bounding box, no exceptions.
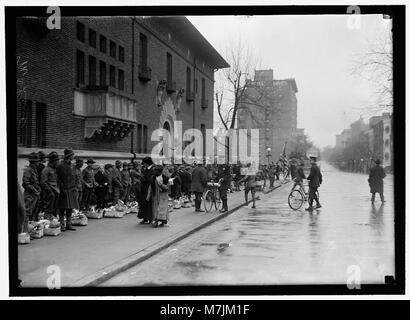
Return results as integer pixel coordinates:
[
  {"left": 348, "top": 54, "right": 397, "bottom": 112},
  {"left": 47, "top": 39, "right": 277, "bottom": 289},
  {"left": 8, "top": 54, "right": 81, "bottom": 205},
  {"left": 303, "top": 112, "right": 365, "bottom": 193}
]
[
  {"left": 306, "top": 156, "right": 322, "bottom": 211},
  {"left": 36, "top": 151, "right": 47, "bottom": 215},
  {"left": 179, "top": 166, "right": 192, "bottom": 201},
  {"left": 82, "top": 158, "right": 97, "bottom": 210},
  {"left": 40, "top": 152, "right": 60, "bottom": 221},
  {"left": 95, "top": 165, "right": 109, "bottom": 209},
  {"left": 129, "top": 162, "right": 141, "bottom": 202},
  {"left": 191, "top": 162, "right": 207, "bottom": 212},
  {"left": 56, "top": 149, "right": 79, "bottom": 231},
  {"left": 217, "top": 164, "right": 231, "bottom": 212},
  {"left": 22, "top": 152, "right": 41, "bottom": 221},
  {"left": 121, "top": 162, "right": 131, "bottom": 203},
  {"left": 138, "top": 157, "right": 156, "bottom": 223},
  {"left": 74, "top": 157, "right": 84, "bottom": 208},
  {"left": 368, "top": 159, "right": 386, "bottom": 203},
  {"left": 112, "top": 160, "right": 123, "bottom": 204}
]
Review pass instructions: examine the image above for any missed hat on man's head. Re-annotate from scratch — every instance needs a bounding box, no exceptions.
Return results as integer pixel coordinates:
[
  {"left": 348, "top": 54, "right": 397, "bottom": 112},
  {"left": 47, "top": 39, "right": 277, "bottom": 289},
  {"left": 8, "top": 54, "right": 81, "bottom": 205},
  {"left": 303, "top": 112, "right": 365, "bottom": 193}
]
[
  {"left": 115, "top": 160, "right": 122, "bottom": 166},
  {"left": 86, "top": 158, "right": 96, "bottom": 164},
  {"left": 28, "top": 152, "right": 40, "bottom": 162},
  {"left": 47, "top": 152, "right": 59, "bottom": 162},
  {"left": 75, "top": 157, "right": 83, "bottom": 164},
  {"left": 142, "top": 157, "right": 153, "bottom": 166},
  {"left": 64, "top": 148, "right": 74, "bottom": 159},
  {"left": 375, "top": 159, "right": 381, "bottom": 165},
  {"left": 38, "top": 151, "right": 46, "bottom": 161},
  {"left": 104, "top": 164, "right": 113, "bottom": 170}
]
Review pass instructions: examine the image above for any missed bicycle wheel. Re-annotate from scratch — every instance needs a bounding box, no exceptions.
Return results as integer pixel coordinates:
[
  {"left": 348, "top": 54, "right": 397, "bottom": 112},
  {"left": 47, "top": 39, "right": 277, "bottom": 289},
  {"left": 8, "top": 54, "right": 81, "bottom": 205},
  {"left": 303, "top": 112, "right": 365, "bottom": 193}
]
[
  {"left": 214, "top": 189, "right": 222, "bottom": 210},
  {"left": 288, "top": 189, "right": 304, "bottom": 210},
  {"left": 203, "top": 190, "right": 213, "bottom": 213}
]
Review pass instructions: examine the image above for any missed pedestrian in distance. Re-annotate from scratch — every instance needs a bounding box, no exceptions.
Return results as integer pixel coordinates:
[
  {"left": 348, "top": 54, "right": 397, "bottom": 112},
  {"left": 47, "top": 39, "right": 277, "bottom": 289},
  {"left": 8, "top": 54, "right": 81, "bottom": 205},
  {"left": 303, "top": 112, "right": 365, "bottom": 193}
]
[
  {"left": 56, "top": 149, "right": 79, "bottom": 231},
  {"left": 22, "top": 152, "right": 41, "bottom": 222},
  {"left": 305, "top": 156, "right": 322, "bottom": 211},
  {"left": 217, "top": 164, "right": 231, "bottom": 212},
  {"left": 191, "top": 161, "right": 208, "bottom": 212},
  {"left": 112, "top": 160, "right": 123, "bottom": 204},
  {"left": 138, "top": 156, "right": 156, "bottom": 224},
  {"left": 239, "top": 163, "right": 257, "bottom": 209},
  {"left": 40, "top": 152, "right": 60, "bottom": 221},
  {"left": 95, "top": 165, "right": 109, "bottom": 209},
  {"left": 368, "top": 159, "right": 386, "bottom": 204}
]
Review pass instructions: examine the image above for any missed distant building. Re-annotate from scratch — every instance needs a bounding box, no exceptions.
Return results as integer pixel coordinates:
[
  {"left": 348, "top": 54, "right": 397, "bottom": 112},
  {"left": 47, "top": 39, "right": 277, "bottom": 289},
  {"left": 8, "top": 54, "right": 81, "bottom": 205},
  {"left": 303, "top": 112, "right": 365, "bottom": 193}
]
[
  {"left": 237, "top": 69, "right": 300, "bottom": 164},
  {"left": 372, "top": 113, "right": 392, "bottom": 170}
]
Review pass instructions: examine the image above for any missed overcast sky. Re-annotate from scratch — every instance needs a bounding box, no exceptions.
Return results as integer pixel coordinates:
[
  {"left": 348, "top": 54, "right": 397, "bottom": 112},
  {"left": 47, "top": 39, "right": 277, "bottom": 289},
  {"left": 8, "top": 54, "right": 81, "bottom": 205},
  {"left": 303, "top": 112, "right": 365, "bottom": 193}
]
[{"left": 187, "top": 15, "right": 392, "bottom": 149}]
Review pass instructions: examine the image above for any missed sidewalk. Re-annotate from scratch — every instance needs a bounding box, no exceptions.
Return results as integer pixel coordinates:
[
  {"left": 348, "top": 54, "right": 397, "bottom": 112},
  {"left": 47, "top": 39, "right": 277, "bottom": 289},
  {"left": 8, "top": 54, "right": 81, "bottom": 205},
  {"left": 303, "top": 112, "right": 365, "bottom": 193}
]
[{"left": 18, "top": 181, "right": 287, "bottom": 287}]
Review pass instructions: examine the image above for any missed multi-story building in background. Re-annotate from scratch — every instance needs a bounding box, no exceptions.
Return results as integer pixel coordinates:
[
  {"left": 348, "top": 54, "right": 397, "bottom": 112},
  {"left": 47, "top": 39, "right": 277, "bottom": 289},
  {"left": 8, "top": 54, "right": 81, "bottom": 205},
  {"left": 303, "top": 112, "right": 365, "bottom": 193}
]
[
  {"left": 236, "top": 69, "right": 300, "bottom": 164},
  {"left": 16, "top": 16, "right": 229, "bottom": 180}
]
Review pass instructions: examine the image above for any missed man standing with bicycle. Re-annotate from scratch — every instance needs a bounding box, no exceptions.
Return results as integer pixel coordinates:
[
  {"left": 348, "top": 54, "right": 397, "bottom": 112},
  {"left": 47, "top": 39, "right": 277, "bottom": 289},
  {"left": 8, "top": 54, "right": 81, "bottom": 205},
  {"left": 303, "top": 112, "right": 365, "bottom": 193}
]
[{"left": 306, "top": 156, "right": 322, "bottom": 211}]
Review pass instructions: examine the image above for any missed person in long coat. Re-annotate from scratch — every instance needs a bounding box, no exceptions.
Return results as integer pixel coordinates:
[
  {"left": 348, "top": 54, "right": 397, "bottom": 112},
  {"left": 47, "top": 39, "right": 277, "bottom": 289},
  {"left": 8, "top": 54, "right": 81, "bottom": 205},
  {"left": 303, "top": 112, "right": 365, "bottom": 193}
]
[
  {"left": 56, "top": 149, "right": 79, "bottom": 231},
  {"left": 120, "top": 162, "right": 131, "bottom": 203},
  {"left": 147, "top": 165, "right": 170, "bottom": 227},
  {"left": 22, "top": 152, "right": 41, "bottom": 221},
  {"left": 368, "top": 159, "right": 386, "bottom": 203},
  {"left": 40, "top": 152, "right": 60, "bottom": 221},
  {"left": 179, "top": 166, "right": 192, "bottom": 201},
  {"left": 74, "top": 157, "right": 84, "bottom": 208},
  {"left": 170, "top": 166, "right": 182, "bottom": 200},
  {"left": 217, "top": 164, "right": 231, "bottom": 212},
  {"left": 191, "top": 162, "right": 207, "bottom": 212},
  {"left": 239, "top": 163, "right": 257, "bottom": 208},
  {"left": 36, "top": 151, "right": 47, "bottom": 215},
  {"left": 111, "top": 160, "right": 123, "bottom": 204},
  {"left": 95, "top": 165, "right": 109, "bottom": 209},
  {"left": 138, "top": 157, "right": 156, "bottom": 224}
]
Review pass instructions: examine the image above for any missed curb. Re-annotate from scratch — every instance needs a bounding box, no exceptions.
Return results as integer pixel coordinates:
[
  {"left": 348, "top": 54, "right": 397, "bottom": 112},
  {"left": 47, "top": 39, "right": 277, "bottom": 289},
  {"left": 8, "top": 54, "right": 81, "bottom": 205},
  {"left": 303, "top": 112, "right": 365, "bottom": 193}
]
[{"left": 71, "top": 183, "right": 284, "bottom": 287}]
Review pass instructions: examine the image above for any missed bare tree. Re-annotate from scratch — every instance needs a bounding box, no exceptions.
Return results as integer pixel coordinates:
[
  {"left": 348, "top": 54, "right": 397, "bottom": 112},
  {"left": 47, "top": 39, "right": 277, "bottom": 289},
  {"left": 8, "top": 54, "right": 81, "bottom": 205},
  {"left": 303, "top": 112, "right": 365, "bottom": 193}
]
[{"left": 351, "top": 25, "right": 393, "bottom": 113}]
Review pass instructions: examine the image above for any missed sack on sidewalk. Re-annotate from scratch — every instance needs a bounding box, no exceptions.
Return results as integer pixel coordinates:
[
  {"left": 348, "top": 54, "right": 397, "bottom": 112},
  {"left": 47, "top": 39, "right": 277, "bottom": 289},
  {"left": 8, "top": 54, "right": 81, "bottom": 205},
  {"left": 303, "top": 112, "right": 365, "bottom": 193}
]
[
  {"left": 44, "top": 226, "right": 61, "bottom": 236},
  {"left": 18, "top": 232, "right": 30, "bottom": 244},
  {"left": 104, "top": 206, "right": 125, "bottom": 218},
  {"left": 128, "top": 201, "right": 139, "bottom": 213},
  {"left": 84, "top": 207, "right": 104, "bottom": 219},
  {"left": 71, "top": 213, "right": 88, "bottom": 226},
  {"left": 28, "top": 221, "right": 44, "bottom": 239}
]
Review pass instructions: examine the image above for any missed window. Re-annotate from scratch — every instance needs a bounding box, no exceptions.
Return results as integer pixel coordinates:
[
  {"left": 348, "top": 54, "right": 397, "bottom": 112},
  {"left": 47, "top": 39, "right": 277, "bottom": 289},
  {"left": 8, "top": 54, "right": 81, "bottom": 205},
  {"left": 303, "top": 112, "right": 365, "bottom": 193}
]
[
  {"left": 166, "top": 52, "right": 172, "bottom": 83},
  {"left": 143, "top": 125, "right": 148, "bottom": 153},
  {"left": 89, "top": 28, "right": 96, "bottom": 48},
  {"left": 186, "top": 67, "right": 191, "bottom": 93},
  {"left": 136, "top": 124, "right": 142, "bottom": 153},
  {"left": 201, "top": 78, "right": 205, "bottom": 104},
  {"left": 110, "top": 41, "right": 116, "bottom": 58},
  {"left": 35, "top": 103, "right": 46, "bottom": 148},
  {"left": 139, "top": 33, "right": 148, "bottom": 68},
  {"left": 20, "top": 100, "right": 32, "bottom": 146},
  {"left": 76, "top": 50, "right": 85, "bottom": 85},
  {"left": 99, "top": 61, "right": 106, "bottom": 86},
  {"left": 88, "top": 56, "right": 96, "bottom": 86},
  {"left": 100, "top": 35, "right": 107, "bottom": 53},
  {"left": 201, "top": 124, "right": 206, "bottom": 155},
  {"left": 109, "top": 65, "right": 116, "bottom": 87},
  {"left": 76, "top": 21, "right": 85, "bottom": 42},
  {"left": 195, "top": 78, "right": 198, "bottom": 94},
  {"left": 119, "top": 46, "right": 125, "bottom": 62},
  {"left": 118, "top": 69, "right": 124, "bottom": 91}
]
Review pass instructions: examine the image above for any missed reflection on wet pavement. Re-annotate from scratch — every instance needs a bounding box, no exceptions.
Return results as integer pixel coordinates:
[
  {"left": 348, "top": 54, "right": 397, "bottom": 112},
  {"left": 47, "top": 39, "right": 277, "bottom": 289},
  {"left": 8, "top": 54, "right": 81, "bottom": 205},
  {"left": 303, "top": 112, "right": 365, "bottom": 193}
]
[{"left": 101, "top": 163, "right": 394, "bottom": 286}]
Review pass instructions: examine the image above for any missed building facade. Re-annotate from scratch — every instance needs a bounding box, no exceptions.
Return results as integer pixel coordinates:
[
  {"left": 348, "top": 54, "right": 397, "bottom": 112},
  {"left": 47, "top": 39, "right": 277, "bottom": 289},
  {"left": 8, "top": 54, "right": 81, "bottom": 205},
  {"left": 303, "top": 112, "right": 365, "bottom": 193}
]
[
  {"left": 236, "top": 69, "right": 299, "bottom": 164},
  {"left": 16, "top": 16, "right": 228, "bottom": 180}
]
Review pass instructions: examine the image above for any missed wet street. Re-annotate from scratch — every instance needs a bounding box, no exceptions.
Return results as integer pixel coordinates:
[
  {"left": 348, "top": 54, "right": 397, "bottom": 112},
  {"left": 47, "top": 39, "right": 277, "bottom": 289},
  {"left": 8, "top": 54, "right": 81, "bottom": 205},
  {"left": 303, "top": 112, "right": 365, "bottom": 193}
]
[{"left": 101, "top": 162, "right": 394, "bottom": 286}]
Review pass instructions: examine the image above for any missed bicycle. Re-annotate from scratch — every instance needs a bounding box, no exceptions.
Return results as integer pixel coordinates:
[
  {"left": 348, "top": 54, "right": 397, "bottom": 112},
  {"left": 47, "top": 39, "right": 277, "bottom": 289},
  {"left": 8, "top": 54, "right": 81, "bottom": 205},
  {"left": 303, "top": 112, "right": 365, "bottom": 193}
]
[
  {"left": 288, "top": 181, "right": 320, "bottom": 210},
  {"left": 203, "top": 180, "right": 222, "bottom": 212}
]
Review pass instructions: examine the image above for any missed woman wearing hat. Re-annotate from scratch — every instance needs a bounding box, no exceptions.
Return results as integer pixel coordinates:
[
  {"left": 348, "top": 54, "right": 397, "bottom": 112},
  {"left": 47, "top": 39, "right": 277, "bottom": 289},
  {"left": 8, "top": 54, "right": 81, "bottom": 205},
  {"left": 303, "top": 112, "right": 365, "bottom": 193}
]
[
  {"left": 40, "top": 152, "right": 60, "bottom": 221},
  {"left": 147, "top": 165, "right": 170, "bottom": 227},
  {"left": 22, "top": 152, "right": 41, "bottom": 221},
  {"left": 138, "top": 157, "right": 155, "bottom": 224},
  {"left": 81, "top": 158, "right": 97, "bottom": 210},
  {"left": 56, "top": 149, "right": 78, "bottom": 231}
]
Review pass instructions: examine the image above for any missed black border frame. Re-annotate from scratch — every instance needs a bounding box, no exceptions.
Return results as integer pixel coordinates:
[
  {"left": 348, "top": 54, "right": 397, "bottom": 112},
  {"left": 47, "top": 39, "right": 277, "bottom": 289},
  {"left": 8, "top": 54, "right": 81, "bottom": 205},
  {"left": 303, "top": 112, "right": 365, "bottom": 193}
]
[{"left": 6, "top": 5, "right": 405, "bottom": 297}]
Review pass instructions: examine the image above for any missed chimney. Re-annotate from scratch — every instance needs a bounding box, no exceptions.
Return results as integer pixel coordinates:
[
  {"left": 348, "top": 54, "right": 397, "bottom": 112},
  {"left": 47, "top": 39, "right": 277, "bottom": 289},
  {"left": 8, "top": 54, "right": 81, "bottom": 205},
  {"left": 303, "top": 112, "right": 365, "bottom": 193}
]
[{"left": 254, "top": 69, "right": 274, "bottom": 82}]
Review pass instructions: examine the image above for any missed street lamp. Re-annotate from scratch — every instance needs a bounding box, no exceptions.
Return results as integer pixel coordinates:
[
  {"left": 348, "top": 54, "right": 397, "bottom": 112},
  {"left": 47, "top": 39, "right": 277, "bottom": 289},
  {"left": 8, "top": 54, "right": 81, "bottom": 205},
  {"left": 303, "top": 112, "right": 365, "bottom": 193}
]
[{"left": 266, "top": 147, "right": 272, "bottom": 165}]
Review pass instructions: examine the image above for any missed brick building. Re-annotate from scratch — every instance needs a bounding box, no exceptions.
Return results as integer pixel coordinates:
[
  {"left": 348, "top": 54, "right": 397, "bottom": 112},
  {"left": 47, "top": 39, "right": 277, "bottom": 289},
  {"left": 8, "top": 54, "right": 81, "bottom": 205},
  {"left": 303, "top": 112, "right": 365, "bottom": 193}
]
[
  {"left": 16, "top": 16, "right": 229, "bottom": 180},
  {"left": 237, "top": 69, "right": 300, "bottom": 164}
]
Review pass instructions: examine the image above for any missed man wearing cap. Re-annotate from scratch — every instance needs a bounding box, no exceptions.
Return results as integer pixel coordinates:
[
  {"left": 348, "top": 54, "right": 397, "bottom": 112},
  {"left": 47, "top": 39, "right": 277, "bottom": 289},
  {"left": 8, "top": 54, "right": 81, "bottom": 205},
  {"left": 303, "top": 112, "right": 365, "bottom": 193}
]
[
  {"left": 22, "top": 152, "right": 42, "bottom": 221},
  {"left": 40, "top": 152, "right": 60, "bottom": 221},
  {"left": 139, "top": 157, "right": 156, "bottom": 223},
  {"left": 56, "top": 149, "right": 79, "bottom": 231},
  {"left": 81, "top": 158, "right": 97, "bottom": 210},
  {"left": 74, "top": 157, "right": 84, "bottom": 209},
  {"left": 112, "top": 160, "right": 123, "bottom": 204},
  {"left": 306, "top": 156, "right": 322, "bottom": 211},
  {"left": 121, "top": 162, "right": 131, "bottom": 203}
]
